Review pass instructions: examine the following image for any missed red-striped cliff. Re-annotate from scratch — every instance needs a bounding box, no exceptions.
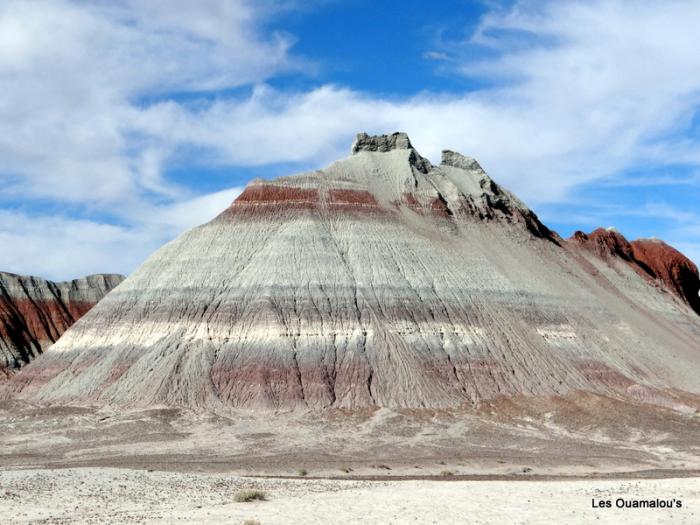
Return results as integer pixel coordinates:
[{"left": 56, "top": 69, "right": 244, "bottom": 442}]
[
  {"left": 570, "top": 228, "right": 700, "bottom": 314},
  {"left": 0, "top": 272, "right": 124, "bottom": 379}
]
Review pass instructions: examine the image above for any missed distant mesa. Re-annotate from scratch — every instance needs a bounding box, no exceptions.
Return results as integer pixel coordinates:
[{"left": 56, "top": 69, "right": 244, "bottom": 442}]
[
  {"left": 3, "top": 133, "right": 699, "bottom": 413},
  {"left": 0, "top": 272, "right": 124, "bottom": 380},
  {"left": 570, "top": 228, "right": 700, "bottom": 314}
]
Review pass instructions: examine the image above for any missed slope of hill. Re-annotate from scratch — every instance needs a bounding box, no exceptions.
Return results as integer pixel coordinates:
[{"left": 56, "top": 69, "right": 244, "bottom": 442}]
[{"left": 5, "top": 133, "right": 699, "bottom": 411}]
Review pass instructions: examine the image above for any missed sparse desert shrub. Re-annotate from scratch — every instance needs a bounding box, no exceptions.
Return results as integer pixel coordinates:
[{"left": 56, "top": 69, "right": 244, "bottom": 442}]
[
  {"left": 242, "top": 520, "right": 261, "bottom": 525},
  {"left": 522, "top": 467, "right": 533, "bottom": 473},
  {"left": 297, "top": 468, "right": 308, "bottom": 477},
  {"left": 340, "top": 466, "right": 353, "bottom": 473},
  {"left": 371, "top": 464, "right": 391, "bottom": 470},
  {"left": 234, "top": 489, "right": 267, "bottom": 503},
  {"left": 440, "top": 470, "right": 454, "bottom": 476}
]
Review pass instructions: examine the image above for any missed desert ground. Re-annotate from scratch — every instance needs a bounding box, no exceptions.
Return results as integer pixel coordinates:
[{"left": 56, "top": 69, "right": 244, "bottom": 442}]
[
  {"left": 1, "top": 468, "right": 699, "bottom": 524},
  {"left": 1, "top": 394, "right": 698, "bottom": 523}
]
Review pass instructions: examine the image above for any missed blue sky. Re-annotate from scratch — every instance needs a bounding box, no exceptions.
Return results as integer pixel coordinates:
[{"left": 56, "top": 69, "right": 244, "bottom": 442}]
[{"left": 1, "top": 0, "right": 700, "bottom": 279}]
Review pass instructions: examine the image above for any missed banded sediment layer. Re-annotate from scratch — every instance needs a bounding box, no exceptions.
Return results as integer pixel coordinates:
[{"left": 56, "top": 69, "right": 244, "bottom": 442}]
[
  {"left": 6, "top": 133, "right": 700, "bottom": 411},
  {"left": 0, "top": 272, "right": 124, "bottom": 379}
]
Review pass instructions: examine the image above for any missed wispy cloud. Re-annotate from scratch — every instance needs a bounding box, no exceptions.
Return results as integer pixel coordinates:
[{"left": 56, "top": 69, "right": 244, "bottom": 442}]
[
  {"left": 125, "top": 0, "right": 700, "bottom": 206},
  {"left": 422, "top": 51, "right": 449, "bottom": 61},
  {"left": 0, "top": 0, "right": 293, "bottom": 205},
  {"left": 1, "top": 0, "right": 700, "bottom": 278},
  {"left": 0, "top": 0, "right": 289, "bottom": 278}
]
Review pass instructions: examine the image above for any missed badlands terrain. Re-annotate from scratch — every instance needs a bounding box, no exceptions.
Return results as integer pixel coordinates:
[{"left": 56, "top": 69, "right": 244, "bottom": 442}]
[
  {"left": 4, "top": 133, "right": 699, "bottom": 411},
  {"left": 0, "top": 272, "right": 124, "bottom": 379},
  {"left": 1, "top": 133, "right": 699, "bottom": 523}
]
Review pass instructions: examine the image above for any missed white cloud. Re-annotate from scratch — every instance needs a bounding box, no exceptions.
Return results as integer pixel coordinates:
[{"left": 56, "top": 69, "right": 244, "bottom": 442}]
[
  {"left": 422, "top": 51, "right": 449, "bottom": 61},
  {"left": 0, "top": 0, "right": 292, "bottom": 206},
  {"left": 2, "top": 0, "right": 700, "bottom": 277},
  {"left": 0, "top": 210, "right": 149, "bottom": 279},
  {"left": 0, "top": 0, "right": 289, "bottom": 278},
  {"left": 145, "top": 187, "right": 243, "bottom": 232},
  {"left": 0, "top": 186, "right": 242, "bottom": 280},
  {"left": 112, "top": 1, "right": 700, "bottom": 208}
]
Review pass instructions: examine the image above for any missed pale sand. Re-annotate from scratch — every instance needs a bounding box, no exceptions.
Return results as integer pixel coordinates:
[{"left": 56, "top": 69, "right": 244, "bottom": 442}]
[{"left": 1, "top": 468, "right": 698, "bottom": 524}]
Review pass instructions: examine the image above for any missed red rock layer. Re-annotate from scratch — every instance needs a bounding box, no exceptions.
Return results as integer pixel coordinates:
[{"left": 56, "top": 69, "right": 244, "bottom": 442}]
[
  {"left": 570, "top": 228, "right": 635, "bottom": 261},
  {"left": 0, "top": 272, "right": 124, "bottom": 378},
  {"left": 570, "top": 229, "right": 700, "bottom": 314},
  {"left": 0, "top": 298, "right": 89, "bottom": 340},
  {"left": 631, "top": 239, "right": 700, "bottom": 315},
  {"left": 219, "top": 183, "right": 391, "bottom": 220}
]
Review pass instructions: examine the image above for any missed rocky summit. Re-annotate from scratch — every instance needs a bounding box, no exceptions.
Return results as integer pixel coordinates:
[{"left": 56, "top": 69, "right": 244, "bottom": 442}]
[
  {"left": 0, "top": 272, "right": 124, "bottom": 379},
  {"left": 6, "top": 133, "right": 700, "bottom": 411}
]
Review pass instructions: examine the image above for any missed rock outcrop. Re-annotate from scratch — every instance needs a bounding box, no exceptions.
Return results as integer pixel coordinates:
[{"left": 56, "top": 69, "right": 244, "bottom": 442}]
[
  {"left": 570, "top": 228, "right": 636, "bottom": 262},
  {"left": 5, "top": 134, "right": 700, "bottom": 411},
  {"left": 631, "top": 239, "right": 700, "bottom": 315},
  {"left": 570, "top": 229, "right": 700, "bottom": 314},
  {"left": 0, "top": 272, "right": 124, "bottom": 378}
]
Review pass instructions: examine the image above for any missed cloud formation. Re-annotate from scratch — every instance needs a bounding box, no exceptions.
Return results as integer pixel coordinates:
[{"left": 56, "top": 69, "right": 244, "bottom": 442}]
[
  {"left": 0, "top": 0, "right": 284, "bottom": 278},
  {"left": 0, "top": 0, "right": 290, "bottom": 204},
  {"left": 128, "top": 0, "right": 700, "bottom": 206},
  {"left": 1, "top": 0, "right": 699, "bottom": 279}
]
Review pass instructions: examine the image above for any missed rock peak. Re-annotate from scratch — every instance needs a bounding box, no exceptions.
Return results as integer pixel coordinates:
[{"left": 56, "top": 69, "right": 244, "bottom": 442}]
[
  {"left": 441, "top": 150, "right": 483, "bottom": 172},
  {"left": 351, "top": 132, "right": 413, "bottom": 154},
  {"left": 571, "top": 228, "right": 700, "bottom": 314}
]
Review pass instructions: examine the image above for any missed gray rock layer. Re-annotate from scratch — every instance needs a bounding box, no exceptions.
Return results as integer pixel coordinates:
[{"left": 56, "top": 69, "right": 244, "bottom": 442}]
[
  {"left": 6, "top": 134, "right": 700, "bottom": 410},
  {"left": 0, "top": 272, "right": 124, "bottom": 378}
]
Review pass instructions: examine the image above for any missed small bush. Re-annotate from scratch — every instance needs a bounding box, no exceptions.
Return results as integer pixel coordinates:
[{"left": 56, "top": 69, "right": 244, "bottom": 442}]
[
  {"left": 242, "top": 521, "right": 261, "bottom": 525},
  {"left": 371, "top": 464, "right": 391, "bottom": 470},
  {"left": 340, "top": 466, "right": 353, "bottom": 473},
  {"left": 440, "top": 470, "right": 454, "bottom": 477},
  {"left": 234, "top": 489, "right": 267, "bottom": 503},
  {"left": 297, "top": 468, "right": 308, "bottom": 477}
]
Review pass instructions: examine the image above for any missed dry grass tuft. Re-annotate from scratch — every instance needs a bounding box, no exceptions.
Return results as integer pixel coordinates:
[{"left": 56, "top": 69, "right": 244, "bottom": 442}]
[{"left": 234, "top": 489, "right": 267, "bottom": 503}]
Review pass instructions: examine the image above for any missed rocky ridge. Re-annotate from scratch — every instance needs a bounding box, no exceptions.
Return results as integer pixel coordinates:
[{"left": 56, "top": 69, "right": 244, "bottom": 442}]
[
  {"left": 5, "top": 133, "right": 699, "bottom": 411},
  {"left": 0, "top": 272, "right": 124, "bottom": 379},
  {"left": 570, "top": 228, "right": 700, "bottom": 314}
]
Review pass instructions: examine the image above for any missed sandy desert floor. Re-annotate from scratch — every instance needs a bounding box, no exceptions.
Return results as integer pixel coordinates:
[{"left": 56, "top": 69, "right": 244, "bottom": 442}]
[
  {"left": 1, "top": 393, "right": 699, "bottom": 476},
  {"left": 1, "top": 394, "right": 698, "bottom": 523},
  {"left": 0, "top": 468, "right": 698, "bottom": 524}
]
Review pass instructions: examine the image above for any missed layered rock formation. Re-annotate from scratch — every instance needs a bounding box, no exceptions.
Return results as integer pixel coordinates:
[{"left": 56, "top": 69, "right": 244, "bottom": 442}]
[
  {"left": 0, "top": 272, "right": 124, "bottom": 379},
  {"left": 571, "top": 228, "right": 700, "bottom": 314},
  {"left": 6, "top": 133, "right": 700, "bottom": 411},
  {"left": 630, "top": 239, "right": 700, "bottom": 315}
]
